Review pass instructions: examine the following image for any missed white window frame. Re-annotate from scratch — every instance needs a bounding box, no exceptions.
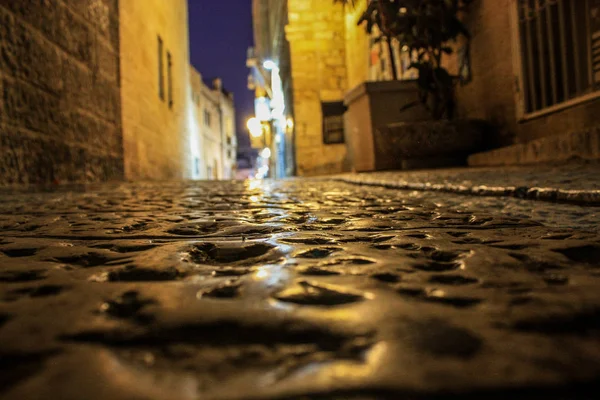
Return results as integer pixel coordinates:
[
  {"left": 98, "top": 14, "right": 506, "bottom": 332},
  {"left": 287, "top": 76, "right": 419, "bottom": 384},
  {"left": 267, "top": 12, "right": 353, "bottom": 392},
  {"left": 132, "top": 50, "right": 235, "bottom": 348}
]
[{"left": 510, "top": 0, "right": 600, "bottom": 122}]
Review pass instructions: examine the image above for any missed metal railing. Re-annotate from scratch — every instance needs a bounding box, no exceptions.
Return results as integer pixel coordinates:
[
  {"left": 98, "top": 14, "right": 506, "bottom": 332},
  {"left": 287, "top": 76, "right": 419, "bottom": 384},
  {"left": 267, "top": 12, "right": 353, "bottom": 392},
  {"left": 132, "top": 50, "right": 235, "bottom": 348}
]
[{"left": 518, "top": 0, "right": 599, "bottom": 114}]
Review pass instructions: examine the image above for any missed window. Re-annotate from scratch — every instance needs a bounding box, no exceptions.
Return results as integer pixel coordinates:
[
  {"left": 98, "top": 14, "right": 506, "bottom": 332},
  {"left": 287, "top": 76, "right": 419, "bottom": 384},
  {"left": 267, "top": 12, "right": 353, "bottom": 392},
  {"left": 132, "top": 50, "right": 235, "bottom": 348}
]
[
  {"left": 516, "top": 0, "right": 600, "bottom": 115},
  {"left": 321, "top": 101, "right": 345, "bottom": 144},
  {"left": 158, "top": 36, "right": 164, "bottom": 101},
  {"left": 204, "top": 109, "right": 211, "bottom": 127},
  {"left": 167, "top": 51, "right": 173, "bottom": 109},
  {"left": 194, "top": 157, "right": 200, "bottom": 176}
]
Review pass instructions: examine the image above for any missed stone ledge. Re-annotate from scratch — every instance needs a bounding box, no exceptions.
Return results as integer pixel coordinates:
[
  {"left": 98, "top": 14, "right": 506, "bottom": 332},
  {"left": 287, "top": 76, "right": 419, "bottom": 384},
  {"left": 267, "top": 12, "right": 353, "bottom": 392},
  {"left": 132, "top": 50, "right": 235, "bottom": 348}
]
[{"left": 468, "top": 126, "right": 600, "bottom": 167}]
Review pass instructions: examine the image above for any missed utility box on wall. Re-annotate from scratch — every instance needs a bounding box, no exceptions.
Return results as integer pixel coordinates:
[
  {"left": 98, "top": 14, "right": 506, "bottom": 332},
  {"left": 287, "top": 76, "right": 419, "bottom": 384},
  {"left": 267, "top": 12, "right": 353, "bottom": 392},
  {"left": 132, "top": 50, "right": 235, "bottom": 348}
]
[{"left": 343, "top": 80, "right": 430, "bottom": 172}]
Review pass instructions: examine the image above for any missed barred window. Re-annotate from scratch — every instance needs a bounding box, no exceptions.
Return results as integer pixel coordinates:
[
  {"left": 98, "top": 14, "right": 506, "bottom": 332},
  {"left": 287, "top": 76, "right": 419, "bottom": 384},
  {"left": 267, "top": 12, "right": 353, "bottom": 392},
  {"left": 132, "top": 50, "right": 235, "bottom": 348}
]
[
  {"left": 321, "top": 101, "right": 345, "bottom": 144},
  {"left": 517, "top": 0, "right": 600, "bottom": 114}
]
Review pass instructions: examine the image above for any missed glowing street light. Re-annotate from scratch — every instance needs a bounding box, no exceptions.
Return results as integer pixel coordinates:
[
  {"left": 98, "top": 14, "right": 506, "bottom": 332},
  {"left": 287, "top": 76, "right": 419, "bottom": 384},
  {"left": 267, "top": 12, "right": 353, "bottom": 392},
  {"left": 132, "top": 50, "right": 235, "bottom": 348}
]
[
  {"left": 263, "top": 60, "right": 277, "bottom": 71},
  {"left": 246, "top": 117, "right": 263, "bottom": 138},
  {"left": 260, "top": 147, "right": 271, "bottom": 159}
]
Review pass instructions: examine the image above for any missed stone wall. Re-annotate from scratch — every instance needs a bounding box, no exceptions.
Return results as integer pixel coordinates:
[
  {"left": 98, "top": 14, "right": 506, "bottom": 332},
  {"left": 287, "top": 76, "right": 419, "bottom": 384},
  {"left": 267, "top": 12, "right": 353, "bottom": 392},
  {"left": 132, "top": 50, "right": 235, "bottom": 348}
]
[
  {"left": 189, "top": 67, "right": 206, "bottom": 179},
  {"left": 0, "top": 0, "right": 123, "bottom": 185},
  {"left": 344, "top": 0, "right": 370, "bottom": 90},
  {"left": 457, "top": 0, "right": 600, "bottom": 151},
  {"left": 286, "top": 0, "right": 348, "bottom": 177},
  {"left": 201, "top": 80, "right": 223, "bottom": 180},
  {"left": 453, "top": 0, "right": 518, "bottom": 148},
  {"left": 120, "top": 0, "right": 195, "bottom": 180}
]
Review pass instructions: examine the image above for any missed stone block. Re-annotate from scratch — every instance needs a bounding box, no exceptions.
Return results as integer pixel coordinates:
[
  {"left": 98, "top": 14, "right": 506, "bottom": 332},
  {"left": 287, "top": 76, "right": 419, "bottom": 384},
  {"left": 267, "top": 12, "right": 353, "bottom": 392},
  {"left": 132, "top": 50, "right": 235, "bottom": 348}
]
[
  {"left": 375, "top": 120, "right": 487, "bottom": 170},
  {"left": 92, "top": 38, "right": 119, "bottom": 82},
  {"left": 0, "top": 126, "right": 116, "bottom": 185},
  {"left": 0, "top": 1, "right": 122, "bottom": 184},
  {"left": 468, "top": 125, "right": 600, "bottom": 166},
  {"left": 70, "top": 110, "right": 121, "bottom": 153},
  {"left": 0, "top": 1, "right": 94, "bottom": 65},
  {"left": 1, "top": 76, "right": 66, "bottom": 138},
  {"left": 63, "top": 0, "right": 118, "bottom": 44},
  {"left": 63, "top": 59, "right": 119, "bottom": 122},
  {"left": 0, "top": 8, "right": 64, "bottom": 93}
]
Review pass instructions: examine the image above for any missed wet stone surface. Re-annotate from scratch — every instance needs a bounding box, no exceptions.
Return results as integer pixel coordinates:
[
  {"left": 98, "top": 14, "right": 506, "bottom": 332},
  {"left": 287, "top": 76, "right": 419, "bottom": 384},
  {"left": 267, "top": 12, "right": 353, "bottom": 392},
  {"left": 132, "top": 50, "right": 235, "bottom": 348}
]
[{"left": 1, "top": 180, "right": 600, "bottom": 399}]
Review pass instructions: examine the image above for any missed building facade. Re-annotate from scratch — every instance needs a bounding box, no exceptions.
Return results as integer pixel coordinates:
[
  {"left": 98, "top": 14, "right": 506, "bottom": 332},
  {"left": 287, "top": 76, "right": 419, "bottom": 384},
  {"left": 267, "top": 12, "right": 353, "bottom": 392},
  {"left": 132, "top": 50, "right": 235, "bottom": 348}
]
[
  {"left": 460, "top": 0, "right": 600, "bottom": 164},
  {"left": 190, "top": 70, "right": 237, "bottom": 180},
  {"left": 0, "top": 0, "right": 237, "bottom": 184},
  {"left": 285, "top": 0, "right": 349, "bottom": 176},
  {"left": 119, "top": 0, "right": 197, "bottom": 180},
  {"left": 251, "top": 0, "right": 600, "bottom": 175},
  {"left": 0, "top": 0, "right": 123, "bottom": 184}
]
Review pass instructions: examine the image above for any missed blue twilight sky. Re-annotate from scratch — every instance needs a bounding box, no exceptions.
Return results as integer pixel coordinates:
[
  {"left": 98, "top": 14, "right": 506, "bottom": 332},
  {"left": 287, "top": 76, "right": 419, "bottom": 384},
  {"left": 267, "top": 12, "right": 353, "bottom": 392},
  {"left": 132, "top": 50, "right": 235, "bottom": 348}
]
[{"left": 188, "top": 0, "right": 253, "bottom": 149}]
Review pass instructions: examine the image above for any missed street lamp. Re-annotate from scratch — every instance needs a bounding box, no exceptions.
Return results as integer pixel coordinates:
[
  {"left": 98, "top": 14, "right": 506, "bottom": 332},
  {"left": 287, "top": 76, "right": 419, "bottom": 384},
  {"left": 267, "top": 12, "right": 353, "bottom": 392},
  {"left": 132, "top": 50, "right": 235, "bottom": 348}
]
[
  {"left": 263, "top": 60, "right": 277, "bottom": 71},
  {"left": 260, "top": 147, "right": 271, "bottom": 159},
  {"left": 246, "top": 117, "right": 263, "bottom": 138}
]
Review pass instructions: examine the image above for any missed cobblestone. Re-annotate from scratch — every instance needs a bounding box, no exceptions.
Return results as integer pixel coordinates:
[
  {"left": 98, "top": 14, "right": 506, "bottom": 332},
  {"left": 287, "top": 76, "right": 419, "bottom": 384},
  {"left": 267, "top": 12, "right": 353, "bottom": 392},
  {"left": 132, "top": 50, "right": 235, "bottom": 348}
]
[
  {"left": 1, "top": 179, "right": 600, "bottom": 399},
  {"left": 337, "top": 161, "right": 600, "bottom": 205}
]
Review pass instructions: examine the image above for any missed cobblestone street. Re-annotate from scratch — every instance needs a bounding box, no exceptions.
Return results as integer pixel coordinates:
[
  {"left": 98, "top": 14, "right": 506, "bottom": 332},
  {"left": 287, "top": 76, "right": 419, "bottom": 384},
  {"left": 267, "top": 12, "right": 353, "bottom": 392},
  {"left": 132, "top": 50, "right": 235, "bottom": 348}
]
[{"left": 1, "top": 179, "right": 600, "bottom": 399}]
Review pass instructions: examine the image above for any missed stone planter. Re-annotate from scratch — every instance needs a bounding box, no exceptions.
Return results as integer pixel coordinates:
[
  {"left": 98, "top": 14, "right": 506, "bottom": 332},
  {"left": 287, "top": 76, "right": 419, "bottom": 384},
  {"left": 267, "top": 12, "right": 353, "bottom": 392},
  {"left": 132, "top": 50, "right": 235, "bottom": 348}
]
[
  {"left": 344, "top": 80, "right": 430, "bottom": 172},
  {"left": 375, "top": 119, "right": 487, "bottom": 170}
]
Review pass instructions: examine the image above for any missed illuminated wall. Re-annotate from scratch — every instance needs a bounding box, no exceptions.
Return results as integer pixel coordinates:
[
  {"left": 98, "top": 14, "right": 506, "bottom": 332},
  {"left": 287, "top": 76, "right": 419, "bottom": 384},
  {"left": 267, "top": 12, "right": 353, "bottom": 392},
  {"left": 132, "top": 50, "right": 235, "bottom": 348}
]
[
  {"left": 200, "top": 80, "right": 224, "bottom": 180},
  {"left": 120, "top": 0, "right": 196, "bottom": 180},
  {"left": 0, "top": 0, "right": 123, "bottom": 184},
  {"left": 286, "top": 0, "right": 348, "bottom": 176}
]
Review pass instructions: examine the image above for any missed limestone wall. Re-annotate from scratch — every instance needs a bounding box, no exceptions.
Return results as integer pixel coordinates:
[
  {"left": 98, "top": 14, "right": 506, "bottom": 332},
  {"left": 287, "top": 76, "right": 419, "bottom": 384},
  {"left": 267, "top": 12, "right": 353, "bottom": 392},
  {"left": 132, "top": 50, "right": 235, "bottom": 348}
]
[
  {"left": 344, "top": 0, "right": 370, "bottom": 90},
  {"left": 456, "top": 0, "right": 600, "bottom": 149},
  {"left": 120, "top": 0, "right": 195, "bottom": 180},
  {"left": 190, "top": 67, "right": 206, "bottom": 179},
  {"left": 201, "top": 82, "right": 223, "bottom": 180},
  {"left": 0, "top": 0, "right": 123, "bottom": 184},
  {"left": 221, "top": 95, "right": 237, "bottom": 180},
  {"left": 286, "top": 0, "right": 348, "bottom": 176}
]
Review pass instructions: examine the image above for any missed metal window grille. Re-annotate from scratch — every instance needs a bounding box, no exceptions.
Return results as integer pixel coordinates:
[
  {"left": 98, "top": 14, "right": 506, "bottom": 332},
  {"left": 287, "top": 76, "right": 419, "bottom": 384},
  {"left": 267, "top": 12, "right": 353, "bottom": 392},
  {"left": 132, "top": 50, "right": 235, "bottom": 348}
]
[
  {"left": 321, "top": 101, "right": 345, "bottom": 145},
  {"left": 518, "top": 0, "right": 600, "bottom": 114}
]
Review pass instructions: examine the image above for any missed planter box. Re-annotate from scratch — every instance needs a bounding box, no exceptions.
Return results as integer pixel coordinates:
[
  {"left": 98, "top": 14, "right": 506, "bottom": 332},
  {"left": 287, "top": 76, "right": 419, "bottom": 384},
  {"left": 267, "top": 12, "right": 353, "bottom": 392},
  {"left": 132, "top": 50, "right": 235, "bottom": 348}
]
[
  {"left": 344, "top": 80, "right": 487, "bottom": 171},
  {"left": 376, "top": 120, "right": 487, "bottom": 170},
  {"left": 344, "top": 80, "right": 430, "bottom": 172}
]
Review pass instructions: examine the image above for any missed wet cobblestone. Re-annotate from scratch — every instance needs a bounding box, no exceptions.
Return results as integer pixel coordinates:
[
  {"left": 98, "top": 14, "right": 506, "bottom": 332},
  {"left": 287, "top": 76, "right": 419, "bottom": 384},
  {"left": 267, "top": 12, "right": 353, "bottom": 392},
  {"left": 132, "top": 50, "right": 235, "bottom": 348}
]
[
  {"left": 1, "top": 179, "right": 600, "bottom": 399},
  {"left": 337, "top": 162, "right": 600, "bottom": 205}
]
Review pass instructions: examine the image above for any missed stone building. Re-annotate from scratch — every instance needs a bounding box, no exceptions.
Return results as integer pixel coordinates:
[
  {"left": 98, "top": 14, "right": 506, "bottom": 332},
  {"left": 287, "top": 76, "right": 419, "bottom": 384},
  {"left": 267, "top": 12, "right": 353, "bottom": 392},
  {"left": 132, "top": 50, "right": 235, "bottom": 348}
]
[
  {"left": 285, "top": 0, "right": 349, "bottom": 176},
  {"left": 0, "top": 0, "right": 236, "bottom": 184},
  {"left": 190, "top": 69, "right": 237, "bottom": 180},
  {"left": 458, "top": 0, "right": 600, "bottom": 165},
  {"left": 341, "top": 0, "right": 600, "bottom": 166},
  {"left": 251, "top": 0, "right": 600, "bottom": 175},
  {"left": 0, "top": 0, "right": 123, "bottom": 184},
  {"left": 119, "top": 0, "right": 197, "bottom": 180}
]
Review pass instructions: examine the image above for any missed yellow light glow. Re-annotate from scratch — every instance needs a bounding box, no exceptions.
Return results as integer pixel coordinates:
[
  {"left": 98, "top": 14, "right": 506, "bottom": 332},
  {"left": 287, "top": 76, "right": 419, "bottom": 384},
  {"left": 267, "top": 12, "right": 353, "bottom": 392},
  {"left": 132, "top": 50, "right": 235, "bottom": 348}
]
[
  {"left": 260, "top": 147, "right": 271, "bottom": 159},
  {"left": 246, "top": 117, "right": 263, "bottom": 137},
  {"left": 286, "top": 118, "right": 294, "bottom": 129},
  {"left": 255, "top": 269, "right": 269, "bottom": 279}
]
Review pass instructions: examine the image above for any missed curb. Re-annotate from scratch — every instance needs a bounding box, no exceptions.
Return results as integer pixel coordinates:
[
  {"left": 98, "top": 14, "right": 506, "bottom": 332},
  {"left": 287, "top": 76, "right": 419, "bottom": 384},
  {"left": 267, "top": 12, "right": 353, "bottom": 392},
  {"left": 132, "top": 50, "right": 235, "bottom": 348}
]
[{"left": 335, "top": 175, "right": 600, "bottom": 206}]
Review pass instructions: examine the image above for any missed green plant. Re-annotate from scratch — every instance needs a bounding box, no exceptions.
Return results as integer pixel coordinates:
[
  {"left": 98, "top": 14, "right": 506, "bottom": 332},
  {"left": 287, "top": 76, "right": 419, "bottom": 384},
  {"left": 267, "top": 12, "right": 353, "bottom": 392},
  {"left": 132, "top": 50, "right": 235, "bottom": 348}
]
[{"left": 338, "top": 0, "right": 472, "bottom": 120}]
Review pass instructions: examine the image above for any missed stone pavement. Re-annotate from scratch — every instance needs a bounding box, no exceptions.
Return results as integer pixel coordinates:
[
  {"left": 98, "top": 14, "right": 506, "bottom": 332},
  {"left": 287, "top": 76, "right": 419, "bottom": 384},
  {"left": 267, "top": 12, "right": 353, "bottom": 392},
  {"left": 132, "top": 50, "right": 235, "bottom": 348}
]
[
  {"left": 1, "top": 179, "right": 600, "bottom": 399},
  {"left": 337, "top": 161, "right": 600, "bottom": 205}
]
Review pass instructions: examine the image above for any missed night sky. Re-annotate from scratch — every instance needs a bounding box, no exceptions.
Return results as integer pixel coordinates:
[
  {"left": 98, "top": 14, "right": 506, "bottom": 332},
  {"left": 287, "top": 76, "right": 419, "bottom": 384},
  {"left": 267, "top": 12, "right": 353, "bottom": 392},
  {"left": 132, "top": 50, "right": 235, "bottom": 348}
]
[{"left": 188, "top": 0, "right": 253, "bottom": 149}]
